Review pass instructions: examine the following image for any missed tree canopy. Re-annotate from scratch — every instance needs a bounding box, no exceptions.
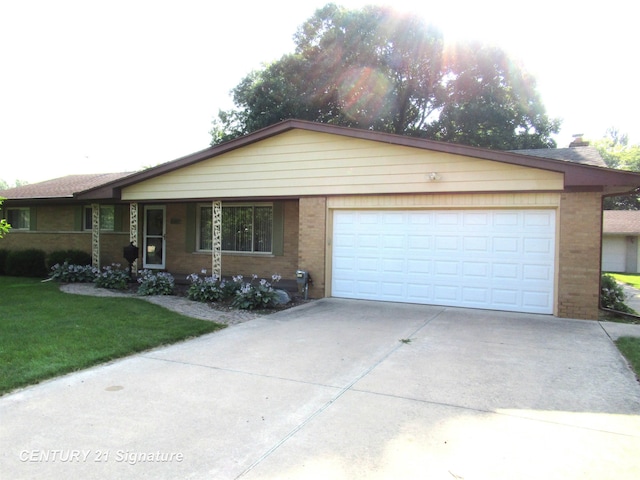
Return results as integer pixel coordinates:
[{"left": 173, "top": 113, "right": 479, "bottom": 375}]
[
  {"left": 211, "top": 3, "right": 560, "bottom": 149},
  {"left": 594, "top": 128, "right": 640, "bottom": 210}
]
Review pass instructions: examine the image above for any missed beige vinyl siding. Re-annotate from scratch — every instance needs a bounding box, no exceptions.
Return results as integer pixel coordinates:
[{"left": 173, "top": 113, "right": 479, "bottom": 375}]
[
  {"left": 326, "top": 192, "right": 561, "bottom": 209},
  {"left": 122, "top": 130, "right": 564, "bottom": 201}
]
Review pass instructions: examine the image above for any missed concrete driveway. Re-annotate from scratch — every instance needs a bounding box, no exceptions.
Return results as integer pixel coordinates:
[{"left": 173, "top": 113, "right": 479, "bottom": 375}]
[{"left": 2, "top": 299, "right": 640, "bottom": 479}]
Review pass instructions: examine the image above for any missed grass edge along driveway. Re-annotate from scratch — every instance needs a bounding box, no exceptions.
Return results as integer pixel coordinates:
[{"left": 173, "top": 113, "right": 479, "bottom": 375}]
[{"left": 0, "top": 277, "right": 225, "bottom": 396}]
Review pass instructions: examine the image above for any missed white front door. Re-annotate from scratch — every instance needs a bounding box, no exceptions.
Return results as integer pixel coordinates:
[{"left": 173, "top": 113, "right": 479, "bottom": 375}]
[
  {"left": 143, "top": 206, "right": 166, "bottom": 269},
  {"left": 331, "top": 209, "right": 556, "bottom": 314}
]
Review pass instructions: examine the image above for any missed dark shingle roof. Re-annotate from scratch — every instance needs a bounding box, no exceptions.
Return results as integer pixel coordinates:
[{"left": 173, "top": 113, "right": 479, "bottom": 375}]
[
  {"left": 512, "top": 146, "right": 607, "bottom": 168},
  {"left": 0, "top": 173, "right": 133, "bottom": 199},
  {"left": 603, "top": 210, "right": 640, "bottom": 235}
]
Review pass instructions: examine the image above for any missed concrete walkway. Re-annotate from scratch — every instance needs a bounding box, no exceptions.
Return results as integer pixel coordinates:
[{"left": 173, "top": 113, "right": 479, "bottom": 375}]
[{"left": 1, "top": 299, "right": 640, "bottom": 479}]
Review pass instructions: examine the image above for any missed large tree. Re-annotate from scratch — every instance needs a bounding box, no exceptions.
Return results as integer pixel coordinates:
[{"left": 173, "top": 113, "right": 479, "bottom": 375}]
[
  {"left": 425, "top": 42, "right": 560, "bottom": 149},
  {"left": 211, "top": 3, "right": 559, "bottom": 149},
  {"left": 595, "top": 128, "right": 640, "bottom": 210}
]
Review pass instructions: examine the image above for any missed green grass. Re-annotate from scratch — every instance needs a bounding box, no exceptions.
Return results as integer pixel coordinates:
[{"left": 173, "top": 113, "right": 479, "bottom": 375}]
[
  {"left": 607, "top": 273, "right": 640, "bottom": 289},
  {"left": 616, "top": 336, "right": 640, "bottom": 379},
  {"left": 0, "top": 277, "right": 225, "bottom": 396}
]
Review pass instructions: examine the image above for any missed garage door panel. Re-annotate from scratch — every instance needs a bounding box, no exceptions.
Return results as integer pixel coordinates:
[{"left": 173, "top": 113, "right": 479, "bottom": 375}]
[
  {"left": 381, "top": 258, "right": 404, "bottom": 273},
  {"left": 523, "top": 291, "right": 551, "bottom": 308},
  {"left": 493, "top": 263, "right": 519, "bottom": 280},
  {"left": 407, "top": 259, "right": 431, "bottom": 274},
  {"left": 435, "top": 236, "right": 460, "bottom": 251},
  {"left": 493, "top": 237, "right": 520, "bottom": 254},
  {"left": 492, "top": 289, "right": 520, "bottom": 307},
  {"left": 462, "top": 287, "right": 489, "bottom": 303},
  {"left": 493, "top": 212, "right": 520, "bottom": 227},
  {"left": 434, "top": 260, "right": 459, "bottom": 276},
  {"left": 332, "top": 209, "right": 555, "bottom": 314},
  {"left": 463, "top": 262, "right": 490, "bottom": 278},
  {"left": 435, "top": 212, "right": 460, "bottom": 226},
  {"left": 464, "top": 236, "right": 490, "bottom": 252},
  {"left": 523, "top": 264, "right": 553, "bottom": 281},
  {"left": 408, "top": 234, "right": 431, "bottom": 249},
  {"left": 524, "top": 238, "right": 553, "bottom": 254},
  {"left": 434, "top": 285, "right": 459, "bottom": 302}
]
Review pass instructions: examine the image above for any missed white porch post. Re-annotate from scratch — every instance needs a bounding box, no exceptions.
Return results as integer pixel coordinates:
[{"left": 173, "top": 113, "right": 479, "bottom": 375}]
[
  {"left": 130, "top": 202, "right": 139, "bottom": 275},
  {"left": 212, "top": 201, "right": 222, "bottom": 277},
  {"left": 91, "top": 203, "right": 100, "bottom": 269}
]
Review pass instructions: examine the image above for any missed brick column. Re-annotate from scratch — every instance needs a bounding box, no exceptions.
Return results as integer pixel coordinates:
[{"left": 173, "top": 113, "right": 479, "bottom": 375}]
[
  {"left": 298, "top": 197, "right": 326, "bottom": 298},
  {"left": 557, "top": 191, "right": 602, "bottom": 319}
]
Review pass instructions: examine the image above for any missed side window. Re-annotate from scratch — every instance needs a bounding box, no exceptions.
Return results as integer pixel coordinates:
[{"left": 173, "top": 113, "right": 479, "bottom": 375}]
[
  {"left": 6, "top": 208, "right": 30, "bottom": 230},
  {"left": 84, "top": 206, "right": 115, "bottom": 231}
]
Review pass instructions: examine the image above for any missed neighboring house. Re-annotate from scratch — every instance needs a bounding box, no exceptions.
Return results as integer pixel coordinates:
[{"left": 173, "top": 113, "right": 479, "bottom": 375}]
[
  {"left": 602, "top": 210, "right": 640, "bottom": 273},
  {"left": 2, "top": 120, "right": 640, "bottom": 319}
]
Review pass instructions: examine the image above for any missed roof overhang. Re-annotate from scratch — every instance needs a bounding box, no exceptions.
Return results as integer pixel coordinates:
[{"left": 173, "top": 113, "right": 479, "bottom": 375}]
[{"left": 76, "top": 120, "right": 640, "bottom": 200}]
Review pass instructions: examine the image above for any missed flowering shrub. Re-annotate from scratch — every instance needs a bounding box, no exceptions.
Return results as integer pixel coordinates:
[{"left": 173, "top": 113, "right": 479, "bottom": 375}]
[
  {"left": 137, "top": 270, "right": 175, "bottom": 296},
  {"left": 187, "top": 273, "right": 224, "bottom": 302},
  {"left": 49, "top": 262, "right": 98, "bottom": 283},
  {"left": 186, "top": 270, "right": 240, "bottom": 303},
  {"left": 231, "top": 274, "right": 282, "bottom": 310},
  {"left": 94, "top": 263, "right": 130, "bottom": 290}
]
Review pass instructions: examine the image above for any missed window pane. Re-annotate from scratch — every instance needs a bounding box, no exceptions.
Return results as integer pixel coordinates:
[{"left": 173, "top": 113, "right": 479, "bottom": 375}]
[
  {"left": 85, "top": 208, "right": 92, "bottom": 230},
  {"left": 100, "top": 206, "right": 115, "bottom": 231},
  {"left": 199, "top": 206, "right": 213, "bottom": 250},
  {"left": 254, "top": 206, "right": 272, "bottom": 252},
  {"left": 84, "top": 206, "right": 114, "bottom": 231},
  {"left": 222, "top": 206, "right": 253, "bottom": 251},
  {"left": 8, "top": 209, "right": 29, "bottom": 229}
]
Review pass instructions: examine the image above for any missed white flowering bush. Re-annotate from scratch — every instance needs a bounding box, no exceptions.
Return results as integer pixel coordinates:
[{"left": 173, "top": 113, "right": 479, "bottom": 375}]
[
  {"left": 137, "top": 270, "right": 175, "bottom": 296},
  {"left": 94, "top": 263, "right": 130, "bottom": 290},
  {"left": 49, "top": 262, "right": 98, "bottom": 283},
  {"left": 231, "top": 274, "right": 282, "bottom": 310}
]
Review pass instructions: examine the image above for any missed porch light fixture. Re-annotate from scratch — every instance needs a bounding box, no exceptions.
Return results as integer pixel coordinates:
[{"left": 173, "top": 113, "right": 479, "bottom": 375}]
[{"left": 427, "top": 172, "right": 441, "bottom": 181}]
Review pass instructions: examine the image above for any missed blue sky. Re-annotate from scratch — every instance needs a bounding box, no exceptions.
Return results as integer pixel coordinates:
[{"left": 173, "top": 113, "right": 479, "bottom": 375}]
[{"left": 1, "top": 0, "right": 637, "bottom": 183}]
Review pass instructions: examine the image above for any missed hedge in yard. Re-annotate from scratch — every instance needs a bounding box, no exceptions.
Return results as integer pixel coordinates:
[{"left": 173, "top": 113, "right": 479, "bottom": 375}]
[
  {"left": 47, "top": 249, "right": 92, "bottom": 269},
  {"left": 0, "top": 249, "right": 8, "bottom": 275},
  {"left": 4, "top": 249, "right": 48, "bottom": 278}
]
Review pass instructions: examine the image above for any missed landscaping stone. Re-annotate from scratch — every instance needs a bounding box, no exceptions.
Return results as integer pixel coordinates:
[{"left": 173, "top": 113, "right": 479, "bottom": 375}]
[{"left": 273, "top": 288, "right": 291, "bottom": 305}]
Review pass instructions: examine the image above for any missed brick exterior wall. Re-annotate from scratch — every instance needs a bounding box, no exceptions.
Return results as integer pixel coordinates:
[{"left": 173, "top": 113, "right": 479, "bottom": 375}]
[
  {"left": 297, "top": 196, "right": 326, "bottom": 298},
  {"left": 556, "top": 191, "right": 603, "bottom": 319},
  {"left": 164, "top": 201, "right": 300, "bottom": 282},
  {"left": 0, "top": 204, "right": 128, "bottom": 268}
]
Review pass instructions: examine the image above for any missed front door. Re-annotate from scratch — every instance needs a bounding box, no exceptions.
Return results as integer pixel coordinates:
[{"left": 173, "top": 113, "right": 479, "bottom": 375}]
[{"left": 143, "top": 206, "right": 166, "bottom": 269}]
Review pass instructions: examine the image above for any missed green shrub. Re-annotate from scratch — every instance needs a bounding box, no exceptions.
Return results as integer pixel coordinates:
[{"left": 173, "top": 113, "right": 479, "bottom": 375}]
[
  {"left": 49, "top": 262, "right": 99, "bottom": 283},
  {"left": 48, "top": 249, "right": 92, "bottom": 268},
  {"left": 601, "top": 274, "right": 635, "bottom": 313},
  {"left": 5, "top": 249, "right": 47, "bottom": 277},
  {"left": 186, "top": 272, "right": 237, "bottom": 302},
  {"left": 0, "top": 249, "right": 8, "bottom": 275},
  {"left": 137, "top": 270, "right": 175, "bottom": 296},
  {"left": 231, "top": 274, "right": 282, "bottom": 310},
  {"left": 95, "top": 263, "right": 130, "bottom": 290}
]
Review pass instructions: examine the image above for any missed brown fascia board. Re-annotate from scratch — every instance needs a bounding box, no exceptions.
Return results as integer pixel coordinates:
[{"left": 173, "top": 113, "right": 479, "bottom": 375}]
[{"left": 75, "top": 119, "right": 640, "bottom": 199}]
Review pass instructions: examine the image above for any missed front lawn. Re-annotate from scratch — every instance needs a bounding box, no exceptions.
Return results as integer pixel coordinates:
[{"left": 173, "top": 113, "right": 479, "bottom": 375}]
[
  {"left": 616, "top": 336, "right": 640, "bottom": 379},
  {"left": 0, "top": 277, "right": 225, "bottom": 396},
  {"left": 607, "top": 273, "right": 640, "bottom": 290}
]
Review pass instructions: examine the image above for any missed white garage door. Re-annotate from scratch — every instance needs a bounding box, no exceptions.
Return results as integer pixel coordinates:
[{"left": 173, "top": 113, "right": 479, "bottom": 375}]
[
  {"left": 332, "top": 209, "right": 556, "bottom": 314},
  {"left": 602, "top": 236, "right": 626, "bottom": 272}
]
